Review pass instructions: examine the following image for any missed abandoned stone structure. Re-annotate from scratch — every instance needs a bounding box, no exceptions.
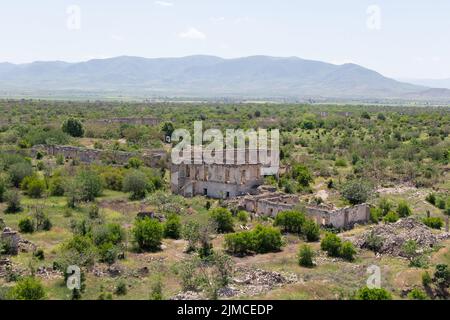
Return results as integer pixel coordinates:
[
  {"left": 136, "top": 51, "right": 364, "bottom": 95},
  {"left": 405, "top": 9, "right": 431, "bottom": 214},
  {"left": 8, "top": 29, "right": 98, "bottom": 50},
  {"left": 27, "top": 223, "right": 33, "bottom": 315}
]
[
  {"left": 1, "top": 227, "right": 20, "bottom": 255},
  {"left": 89, "top": 117, "right": 160, "bottom": 126},
  {"left": 171, "top": 148, "right": 278, "bottom": 199},
  {"left": 171, "top": 163, "right": 263, "bottom": 199},
  {"left": 236, "top": 192, "right": 370, "bottom": 229},
  {"left": 31, "top": 145, "right": 167, "bottom": 168}
]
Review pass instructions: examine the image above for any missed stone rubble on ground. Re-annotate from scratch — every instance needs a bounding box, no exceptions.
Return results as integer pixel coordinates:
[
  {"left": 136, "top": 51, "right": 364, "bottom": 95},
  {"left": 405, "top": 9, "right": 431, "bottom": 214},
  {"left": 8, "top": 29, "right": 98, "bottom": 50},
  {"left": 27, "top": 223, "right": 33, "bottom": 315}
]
[{"left": 353, "top": 217, "right": 450, "bottom": 256}]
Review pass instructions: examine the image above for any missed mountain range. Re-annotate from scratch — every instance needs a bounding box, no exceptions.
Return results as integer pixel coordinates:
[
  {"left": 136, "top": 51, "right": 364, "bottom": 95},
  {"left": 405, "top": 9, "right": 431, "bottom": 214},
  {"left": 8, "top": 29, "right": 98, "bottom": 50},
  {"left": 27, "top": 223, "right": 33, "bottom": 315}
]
[{"left": 0, "top": 55, "right": 449, "bottom": 101}]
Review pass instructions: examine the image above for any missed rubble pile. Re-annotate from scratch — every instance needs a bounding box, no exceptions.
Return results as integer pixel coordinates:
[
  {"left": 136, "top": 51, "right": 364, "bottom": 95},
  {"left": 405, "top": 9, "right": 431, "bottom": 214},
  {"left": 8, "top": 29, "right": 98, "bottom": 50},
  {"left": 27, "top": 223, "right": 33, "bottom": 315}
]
[
  {"left": 354, "top": 218, "right": 450, "bottom": 256},
  {"left": 172, "top": 267, "right": 298, "bottom": 300}
]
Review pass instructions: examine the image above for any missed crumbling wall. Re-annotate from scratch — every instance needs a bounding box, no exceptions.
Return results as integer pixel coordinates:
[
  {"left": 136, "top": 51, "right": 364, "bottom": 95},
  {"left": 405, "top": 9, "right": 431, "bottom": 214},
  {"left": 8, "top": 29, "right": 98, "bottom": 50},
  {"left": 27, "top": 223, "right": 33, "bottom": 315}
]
[
  {"left": 1, "top": 228, "right": 20, "bottom": 255},
  {"left": 31, "top": 145, "right": 166, "bottom": 168}
]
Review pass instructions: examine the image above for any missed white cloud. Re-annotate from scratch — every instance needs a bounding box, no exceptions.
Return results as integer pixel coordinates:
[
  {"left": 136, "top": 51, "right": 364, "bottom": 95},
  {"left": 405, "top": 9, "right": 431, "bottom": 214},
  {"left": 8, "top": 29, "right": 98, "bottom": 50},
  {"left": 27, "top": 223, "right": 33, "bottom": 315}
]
[
  {"left": 110, "top": 34, "right": 124, "bottom": 41},
  {"left": 154, "top": 1, "right": 174, "bottom": 7},
  {"left": 210, "top": 17, "right": 225, "bottom": 23},
  {"left": 178, "top": 27, "right": 206, "bottom": 40}
]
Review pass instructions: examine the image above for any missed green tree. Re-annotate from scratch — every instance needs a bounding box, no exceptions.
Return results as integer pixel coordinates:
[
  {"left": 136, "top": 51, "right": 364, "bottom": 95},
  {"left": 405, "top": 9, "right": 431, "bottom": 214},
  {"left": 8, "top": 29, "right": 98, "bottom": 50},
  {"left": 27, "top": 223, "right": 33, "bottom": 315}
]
[
  {"left": 209, "top": 207, "right": 234, "bottom": 233},
  {"left": 4, "top": 189, "right": 22, "bottom": 213},
  {"left": 298, "top": 244, "right": 315, "bottom": 268},
  {"left": 123, "top": 170, "right": 148, "bottom": 200},
  {"left": 341, "top": 180, "right": 371, "bottom": 205},
  {"left": 407, "top": 288, "right": 427, "bottom": 300},
  {"left": 62, "top": 118, "right": 84, "bottom": 137},
  {"left": 274, "top": 210, "right": 306, "bottom": 234},
  {"left": 18, "top": 217, "right": 35, "bottom": 233},
  {"left": 8, "top": 162, "right": 33, "bottom": 187},
  {"left": 252, "top": 225, "right": 283, "bottom": 254},
  {"left": 291, "top": 164, "right": 313, "bottom": 187},
  {"left": 76, "top": 170, "right": 103, "bottom": 201},
  {"left": 133, "top": 217, "right": 163, "bottom": 252}
]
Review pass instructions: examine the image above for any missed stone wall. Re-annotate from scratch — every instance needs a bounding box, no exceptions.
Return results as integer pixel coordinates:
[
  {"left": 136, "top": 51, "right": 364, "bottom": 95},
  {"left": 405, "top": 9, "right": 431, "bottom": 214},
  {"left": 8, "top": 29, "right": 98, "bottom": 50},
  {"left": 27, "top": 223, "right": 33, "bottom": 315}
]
[
  {"left": 238, "top": 192, "right": 370, "bottom": 229},
  {"left": 31, "top": 145, "right": 167, "bottom": 168},
  {"left": 1, "top": 228, "right": 20, "bottom": 255}
]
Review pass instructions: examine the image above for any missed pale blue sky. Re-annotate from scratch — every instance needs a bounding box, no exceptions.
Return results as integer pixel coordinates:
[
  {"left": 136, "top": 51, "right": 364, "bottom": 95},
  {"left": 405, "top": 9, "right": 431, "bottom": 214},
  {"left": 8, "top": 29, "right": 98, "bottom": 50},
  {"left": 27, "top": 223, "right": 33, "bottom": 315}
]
[{"left": 0, "top": 0, "right": 449, "bottom": 79}]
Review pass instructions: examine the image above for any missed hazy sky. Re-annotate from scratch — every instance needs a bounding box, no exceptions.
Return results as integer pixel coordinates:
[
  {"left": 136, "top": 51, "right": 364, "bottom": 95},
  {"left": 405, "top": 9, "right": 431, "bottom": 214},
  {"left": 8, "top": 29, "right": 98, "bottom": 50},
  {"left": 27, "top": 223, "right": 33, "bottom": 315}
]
[{"left": 1, "top": 0, "right": 449, "bottom": 79}]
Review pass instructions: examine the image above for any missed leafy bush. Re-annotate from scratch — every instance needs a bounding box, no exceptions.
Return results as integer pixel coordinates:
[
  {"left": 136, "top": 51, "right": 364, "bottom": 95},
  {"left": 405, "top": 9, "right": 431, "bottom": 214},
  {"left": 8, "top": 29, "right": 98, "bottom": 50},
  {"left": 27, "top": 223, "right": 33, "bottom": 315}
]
[
  {"left": 422, "top": 271, "right": 432, "bottom": 286},
  {"left": 8, "top": 162, "right": 33, "bottom": 187},
  {"left": 378, "top": 198, "right": 394, "bottom": 216},
  {"left": 320, "top": 232, "right": 342, "bottom": 257},
  {"left": 383, "top": 211, "right": 399, "bottom": 223},
  {"left": 298, "top": 244, "right": 315, "bottom": 268},
  {"left": 237, "top": 211, "right": 249, "bottom": 223},
  {"left": 274, "top": 210, "right": 306, "bottom": 234},
  {"left": 101, "top": 168, "right": 124, "bottom": 191},
  {"left": 340, "top": 241, "right": 357, "bottom": 261},
  {"left": 164, "top": 214, "right": 182, "bottom": 239},
  {"left": 355, "top": 287, "right": 392, "bottom": 300},
  {"left": 49, "top": 176, "right": 65, "bottom": 196},
  {"left": 365, "top": 231, "right": 384, "bottom": 252},
  {"left": 4, "top": 190, "right": 22, "bottom": 213},
  {"left": 397, "top": 201, "right": 412, "bottom": 217},
  {"left": 92, "top": 223, "right": 124, "bottom": 246},
  {"left": 76, "top": 170, "right": 103, "bottom": 201},
  {"left": 422, "top": 217, "right": 443, "bottom": 229},
  {"left": 0, "top": 177, "right": 6, "bottom": 202},
  {"left": 133, "top": 217, "right": 163, "bottom": 252},
  {"left": 425, "top": 193, "right": 436, "bottom": 205},
  {"left": 123, "top": 170, "right": 148, "bottom": 200},
  {"left": 8, "top": 277, "right": 46, "bottom": 300},
  {"left": 291, "top": 164, "right": 313, "bottom": 187},
  {"left": 209, "top": 207, "right": 234, "bottom": 233},
  {"left": 303, "top": 219, "right": 320, "bottom": 242},
  {"left": 22, "top": 176, "right": 46, "bottom": 198},
  {"left": 225, "top": 225, "right": 283, "bottom": 255},
  {"left": 115, "top": 281, "right": 127, "bottom": 296},
  {"left": 407, "top": 288, "right": 427, "bottom": 300},
  {"left": 341, "top": 180, "right": 371, "bottom": 205},
  {"left": 62, "top": 118, "right": 84, "bottom": 137}
]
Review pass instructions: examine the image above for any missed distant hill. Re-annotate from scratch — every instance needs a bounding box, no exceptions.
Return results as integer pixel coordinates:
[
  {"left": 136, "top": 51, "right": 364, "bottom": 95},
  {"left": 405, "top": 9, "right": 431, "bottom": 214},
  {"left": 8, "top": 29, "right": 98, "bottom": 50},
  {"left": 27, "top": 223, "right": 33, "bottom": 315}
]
[
  {"left": 401, "top": 78, "right": 450, "bottom": 90},
  {"left": 1, "top": 55, "right": 449, "bottom": 101}
]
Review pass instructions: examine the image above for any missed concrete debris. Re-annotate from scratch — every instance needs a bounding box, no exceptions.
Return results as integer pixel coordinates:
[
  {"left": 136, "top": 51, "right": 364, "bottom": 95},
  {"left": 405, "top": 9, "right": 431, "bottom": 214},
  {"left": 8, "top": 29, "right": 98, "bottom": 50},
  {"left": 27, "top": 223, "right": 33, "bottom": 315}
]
[{"left": 353, "top": 217, "right": 450, "bottom": 256}]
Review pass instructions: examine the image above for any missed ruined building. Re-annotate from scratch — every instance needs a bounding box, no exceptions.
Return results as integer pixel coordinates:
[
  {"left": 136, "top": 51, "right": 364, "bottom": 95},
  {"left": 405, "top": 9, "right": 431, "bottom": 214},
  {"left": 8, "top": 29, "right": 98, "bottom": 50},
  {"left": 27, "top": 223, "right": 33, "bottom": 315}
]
[
  {"left": 171, "top": 149, "right": 274, "bottom": 199},
  {"left": 236, "top": 191, "right": 370, "bottom": 229}
]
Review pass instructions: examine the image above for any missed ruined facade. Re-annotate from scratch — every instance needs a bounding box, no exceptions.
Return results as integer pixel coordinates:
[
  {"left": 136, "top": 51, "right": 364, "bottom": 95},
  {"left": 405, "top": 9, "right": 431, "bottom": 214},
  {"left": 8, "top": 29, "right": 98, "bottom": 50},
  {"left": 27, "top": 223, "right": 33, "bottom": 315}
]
[
  {"left": 31, "top": 145, "right": 167, "bottom": 168},
  {"left": 1, "top": 227, "right": 20, "bottom": 255},
  {"left": 238, "top": 192, "right": 370, "bottom": 229},
  {"left": 171, "top": 163, "right": 263, "bottom": 199}
]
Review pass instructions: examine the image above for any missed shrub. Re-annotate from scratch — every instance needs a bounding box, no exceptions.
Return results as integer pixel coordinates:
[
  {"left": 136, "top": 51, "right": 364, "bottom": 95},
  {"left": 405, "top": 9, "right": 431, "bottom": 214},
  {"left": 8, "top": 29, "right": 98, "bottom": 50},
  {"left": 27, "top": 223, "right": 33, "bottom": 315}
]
[
  {"left": 133, "top": 217, "right": 163, "bottom": 252},
  {"left": 407, "top": 288, "right": 427, "bottom": 300},
  {"left": 340, "top": 241, "right": 357, "bottom": 261},
  {"left": 369, "top": 207, "right": 381, "bottom": 223},
  {"left": 274, "top": 210, "right": 306, "bottom": 234},
  {"left": 8, "top": 277, "right": 46, "bottom": 300},
  {"left": 123, "top": 170, "right": 148, "bottom": 200},
  {"left": 425, "top": 193, "right": 436, "bottom": 205},
  {"left": 378, "top": 198, "right": 394, "bottom": 216},
  {"left": 341, "top": 180, "right": 371, "bottom": 205},
  {"left": 224, "top": 231, "right": 255, "bottom": 255},
  {"left": 98, "top": 242, "right": 120, "bottom": 265},
  {"left": 22, "top": 176, "right": 46, "bottom": 198},
  {"left": 127, "top": 157, "right": 143, "bottom": 169},
  {"left": 365, "top": 231, "right": 384, "bottom": 252},
  {"left": 291, "top": 164, "right": 313, "bottom": 187},
  {"left": 422, "top": 217, "right": 443, "bottom": 229},
  {"left": 8, "top": 162, "right": 33, "bottom": 187},
  {"left": 115, "top": 282, "right": 127, "bottom": 296},
  {"left": 92, "top": 223, "right": 124, "bottom": 246},
  {"left": 237, "top": 211, "right": 249, "bottom": 223},
  {"left": 355, "top": 287, "right": 392, "bottom": 300},
  {"left": 209, "top": 207, "right": 234, "bottom": 233},
  {"left": 422, "top": 271, "right": 432, "bottom": 286},
  {"left": 434, "top": 264, "right": 450, "bottom": 285},
  {"left": 62, "top": 118, "right": 84, "bottom": 137},
  {"left": 225, "top": 225, "right": 283, "bottom": 255},
  {"left": 303, "top": 219, "right": 320, "bottom": 242},
  {"left": 164, "top": 214, "right": 182, "bottom": 239},
  {"left": 49, "top": 176, "right": 65, "bottom": 196},
  {"left": 298, "top": 245, "right": 315, "bottom": 268},
  {"left": 33, "top": 249, "right": 45, "bottom": 260},
  {"left": 252, "top": 225, "right": 283, "bottom": 254},
  {"left": 383, "top": 211, "right": 399, "bottom": 223},
  {"left": 4, "top": 190, "right": 22, "bottom": 213},
  {"left": 397, "top": 201, "right": 412, "bottom": 217},
  {"left": 0, "top": 177, "right": 6, "bottom": 202},
  {"left": 335, "top": 158, "right": 347, "bottom": 167},
  {"left": 101, "top": 169, "right": 124, "bottom": 191},
  {"left": 76, "top": 170, "right": 103, "bottom": 201},
  {"left": 149, "top": 277, "right": 164, "bottom": 300},
  {"left": 320, "top": 232, "right": 342, "bottom": 257}
]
